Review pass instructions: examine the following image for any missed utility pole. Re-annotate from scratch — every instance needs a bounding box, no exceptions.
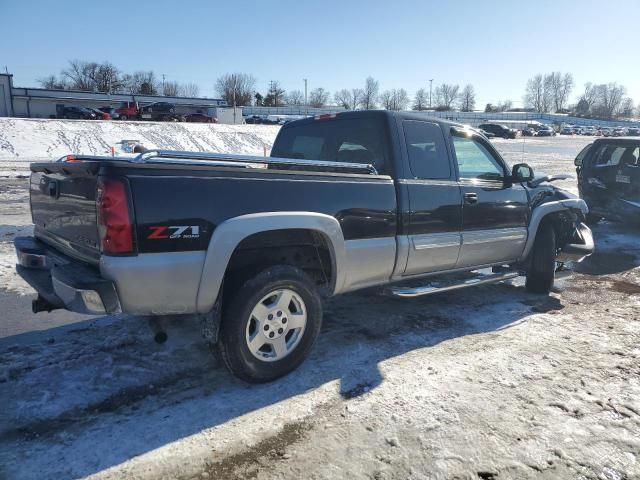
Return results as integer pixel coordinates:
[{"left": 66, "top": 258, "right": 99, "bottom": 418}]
[
  {"left": 429, "top": 79, "right": 433, "bottom": 109},
  {"left": 162, "top": 74, "right": 166, "bottom": 95},
  {"left": 233, "top": 75, "right": 237, "bottom": 124},
  {"left": 303, "top": 78, "right": 308, "bottom": 108}
]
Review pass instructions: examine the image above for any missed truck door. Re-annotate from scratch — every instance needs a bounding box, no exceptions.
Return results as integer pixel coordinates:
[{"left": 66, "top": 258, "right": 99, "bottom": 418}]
[
  {"left": 450, "top": 130, "right": 529, "bottom": 268},
  {"left": 400, "top": 120, "right": 463, "bottom": 276}
]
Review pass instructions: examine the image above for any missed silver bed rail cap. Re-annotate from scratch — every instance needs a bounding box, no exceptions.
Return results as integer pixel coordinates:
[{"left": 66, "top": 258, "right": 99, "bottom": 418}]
[{"left": 134, "top": 150, "right": 379, "bottom": 174}]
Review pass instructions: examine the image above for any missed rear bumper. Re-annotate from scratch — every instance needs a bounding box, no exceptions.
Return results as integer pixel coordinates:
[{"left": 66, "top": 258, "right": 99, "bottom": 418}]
[
  {"left": 557, "top": 222, "right": 595, "bottom": 263},
  {"left": 14, "top": 236, "right": 121, "bottom": 315}
]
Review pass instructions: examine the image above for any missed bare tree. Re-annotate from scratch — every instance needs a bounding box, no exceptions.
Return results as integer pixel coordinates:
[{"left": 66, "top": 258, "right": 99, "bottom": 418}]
[
  {"left": 380, "top": 89, "right": 409, "bottom": 111},
  {"left": 38, "top": 75, "right": 67, "bottom": 90},
  {"left": 412, "top": 88, "right": 428, "bottom": 111},
  {"left": 359, "top": 76, "right": 379, "bottom": 109},
  {"left": 434, "top": 83, "right": 459, "bottom": 110},
  {"left": 287, "top": 89, "right": 304, "bottom": 105},
  {"left": 596, "top": 83, "right": 626, "bottom": 119},
  {"left": 524, "top": 74, "right": 545, "bottom": 112},
  {"left": 62, "top": 60, "right": 99, "bottom": 91},
  {"left": 459, "top": 84, "right": 476, "bottom": 112},
  {"left": 215, "top": 73, "right": 256, "bottom": 106},
  {"left": 334, "top": 89, "right": 354, "bottom": 109},
  {"left": 542, "top": 74, "right": 554, "bottom": 112},
  {"left": 547, "top": 72, "right": 574, "bottom": 112},
  {"left": 620, "top": 97, "right": 635, "bottom": 118},
  {"left": 162, "top": 81, "right": 179, "bottom": 96},
  {"left": 350, "top": 88, "right": 363, "bottom": 110},
  {"left": 495, "top": 100, "right": 513, "bottom": 112},
  {"left": 579, "top": 82, "right": 598, "bottom": 111},
  {"left": 309, "top": 87, "right": 330, "bottom": 108},
  {"left": 179, "top": 82, "right": 200, "bottom": 97},
  {"left": 91, "top": 62, "right": 121, "bottom": 93}
]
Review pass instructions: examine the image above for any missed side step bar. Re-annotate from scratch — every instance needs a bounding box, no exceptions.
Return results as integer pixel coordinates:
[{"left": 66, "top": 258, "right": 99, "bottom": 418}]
[{"left": 386, "top": 270, "right": 519, "bottom": 298}]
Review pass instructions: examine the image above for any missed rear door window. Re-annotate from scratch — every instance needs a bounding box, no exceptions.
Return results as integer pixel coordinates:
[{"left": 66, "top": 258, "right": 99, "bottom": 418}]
[
  {"left": 403, "top": 120, "right": 451, "bottom": 179},
  {"left": 272, "top": 117, "right": 389, "bottom": 174},
  {"left": 594, "top": 145, "right": 627, "bottom": 167}
]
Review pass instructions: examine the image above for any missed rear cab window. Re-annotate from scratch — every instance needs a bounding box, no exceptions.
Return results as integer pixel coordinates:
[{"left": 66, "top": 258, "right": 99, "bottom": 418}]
[
  {"left": 402, "top": 120, "right": 451, "bottom": 179},
  {"left": 271, "top": 116, "right": 390, "bottom": 174}
]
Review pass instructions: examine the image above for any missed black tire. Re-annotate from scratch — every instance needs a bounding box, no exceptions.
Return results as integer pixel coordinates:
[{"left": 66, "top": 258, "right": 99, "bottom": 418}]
[
  {"left": 218, "top": 265, "right": 322, "bottom": 383},
  {"left": 120, "top": 115, "right": 128, "bottom": 121},
  {"left": 525, "top": 222, "right": 556, "bottom": 294}
]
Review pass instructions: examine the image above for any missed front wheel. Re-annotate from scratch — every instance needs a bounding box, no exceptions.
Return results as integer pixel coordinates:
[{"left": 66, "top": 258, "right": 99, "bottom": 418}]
[
  {"left": 218, "top": 265, "right": 323, "bottom": 383},
  {"left": 525, "top": 223, "right": 556, "bottom": 294}
]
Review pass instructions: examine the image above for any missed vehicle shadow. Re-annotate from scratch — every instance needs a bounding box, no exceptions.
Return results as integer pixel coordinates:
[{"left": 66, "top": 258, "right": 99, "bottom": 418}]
[
  {"left": 0, "top": 279, "right": 565, "bottom": 480},
  {"left": 574, "top": 221, "right": 640, "bottom": 275}
]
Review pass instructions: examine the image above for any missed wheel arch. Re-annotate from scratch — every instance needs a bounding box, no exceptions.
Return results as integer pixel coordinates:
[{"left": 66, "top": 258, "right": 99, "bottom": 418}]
[
  {"left": 521, "top": 198, "right": 588, "bottom": 260},
  {"left": 196, "top": 212, "right": 346, "bottom": 314}
]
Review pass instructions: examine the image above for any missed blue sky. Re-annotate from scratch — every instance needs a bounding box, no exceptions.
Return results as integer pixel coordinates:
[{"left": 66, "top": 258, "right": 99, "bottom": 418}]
[{"left": 2, "top": 0, "right": 639, "bottom": 107}]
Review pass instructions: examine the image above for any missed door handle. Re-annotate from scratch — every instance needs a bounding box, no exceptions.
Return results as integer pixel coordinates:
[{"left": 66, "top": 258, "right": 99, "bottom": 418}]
[{"left": 464, "top": 192, "right": 478, "bottom": 204}]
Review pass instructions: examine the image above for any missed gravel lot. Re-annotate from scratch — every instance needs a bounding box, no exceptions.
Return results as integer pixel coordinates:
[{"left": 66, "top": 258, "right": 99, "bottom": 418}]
[{"left": 1, "top": 134, "right": 639, "bottom": 480}]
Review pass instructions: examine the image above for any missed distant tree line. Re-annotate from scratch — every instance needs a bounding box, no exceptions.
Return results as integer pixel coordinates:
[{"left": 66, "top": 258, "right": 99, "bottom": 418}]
[
  {"left": 39, "top": 60, "right": 200, "bottom": 97},
  {"left": 523, "top": 72, "right": 636, "bottom": 120},
  {"left": 38, "top": 61, "right": 639, "bottom": 118}
]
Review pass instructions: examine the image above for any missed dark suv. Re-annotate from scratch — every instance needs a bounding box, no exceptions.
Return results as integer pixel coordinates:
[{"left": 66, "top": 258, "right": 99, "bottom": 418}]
[
  {"left": 139, "top": 102, "right": 181, "bottom": 121},
  {"left": 59, "top": 106, "right": 97, "bottom": 120},
  {"left": 575, "top": 138, "right": 640, "bottom": 223},
  {"left": 478, "top": 123, "right": 517, "bottom": 139}
]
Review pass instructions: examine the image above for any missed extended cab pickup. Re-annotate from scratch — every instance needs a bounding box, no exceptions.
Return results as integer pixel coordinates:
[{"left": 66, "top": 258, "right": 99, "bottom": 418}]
[{"left": 15, "top": 111, "right": 594, "bottom": 382}]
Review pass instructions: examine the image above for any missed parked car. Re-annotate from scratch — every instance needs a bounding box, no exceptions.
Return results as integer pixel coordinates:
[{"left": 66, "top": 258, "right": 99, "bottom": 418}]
[
  {"left": 15, "top": 111, "right": 594, "bottom": 382},
  {"left": 116, "top": 101, "right": 139, "bottom": 121},
  {"left": 139, "top": 102, "right": 182, "bottom": 121},
  {"left": 627, "top": 127, "right": 640, "bottom": 136},
  {"left": 477, "top": 123, "right": 517, "bottom": 139},
  {"left": 99, "top": 107, "right": 120, "bottom": 120},
  {"left": 477, "top": 128, "right": 495, "bottom": 139},
  {"left": 582, "top": 126, "right": 597, "bottom": 136},
  {"left": 537, "top": 126, "right": 555, "bottom": 137},
  {"left": 59, "top": 106, "right": 97, "bottom": 120},
  {"left": 575, "top": 138, "right": 640, "bottom": 224},
  {"left": 522, "top": 127, "right": 536, "bottom": 137},
  {"left": 612, "top": 127, "right": 627, "bottom": 137},
  {"left": 244, "top": 115, "right": 264, "bottom": 124},
  {"left": 600, "top": 127, "right": 613, "bottom": 137},
  {"left": 560, "top": 126, "right": 574, "bottom": 135},
  {"left": 88, "top": 108, "right": 111, "bottom": 120},
  {"left": 185, "top": 113, "right": 217, "bottom": 123}
]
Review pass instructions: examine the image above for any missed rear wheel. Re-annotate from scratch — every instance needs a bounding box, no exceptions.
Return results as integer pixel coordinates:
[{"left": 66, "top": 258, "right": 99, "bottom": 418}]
[
  {"left": 218, "top": 265, "right": 322, "bottom": 383},
  {"left": 526, "top": 222, "right": 556, "bottom": 294},
  {"left": 120, "top": 115, "right": 128, "bottom": 121}
]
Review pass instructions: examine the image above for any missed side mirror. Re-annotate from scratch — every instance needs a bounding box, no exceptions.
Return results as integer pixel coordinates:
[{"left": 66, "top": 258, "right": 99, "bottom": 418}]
[
  {"left": 512, "top": 163, "right": 534, "bottom": 182},
  {"left": 574, "top": 157, "right": 582, "bottom": 167}
]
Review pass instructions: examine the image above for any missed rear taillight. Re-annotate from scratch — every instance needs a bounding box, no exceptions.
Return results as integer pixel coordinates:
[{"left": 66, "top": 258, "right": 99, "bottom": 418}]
[{"left": 97, "top": 177, "right": 134, "bottom": 254}]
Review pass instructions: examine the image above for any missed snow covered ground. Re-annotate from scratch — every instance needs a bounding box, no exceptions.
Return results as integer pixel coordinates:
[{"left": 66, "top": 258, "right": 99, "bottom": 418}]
[
  {"left": 0, "top": 123, "right": 638, "bottom": 480},
  {"left": 0, "top": 118, "right": 280, "bottom": 177}
]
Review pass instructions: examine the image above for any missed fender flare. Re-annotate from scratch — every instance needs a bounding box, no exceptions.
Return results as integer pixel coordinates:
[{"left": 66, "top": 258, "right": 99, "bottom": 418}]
[
  {"left": 520, "top": 198, "right": 588, "bottom": 260},
  {"left": 195, "top": 212, "right": 346, "bottom": 313}
]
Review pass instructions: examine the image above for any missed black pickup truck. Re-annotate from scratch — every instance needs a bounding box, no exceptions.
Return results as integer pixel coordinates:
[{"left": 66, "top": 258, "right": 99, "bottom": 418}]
[{"left": 15, "top": 111, "right": 594, "bottom": 382}]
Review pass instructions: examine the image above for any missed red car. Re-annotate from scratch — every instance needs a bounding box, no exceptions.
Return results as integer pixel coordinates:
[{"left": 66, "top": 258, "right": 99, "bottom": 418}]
[
  {"left": 88, "top": 108, "right": 111, "bottom": 120},
  {"left": 185, "top": 113, "right": 217, "bottom": 123}
]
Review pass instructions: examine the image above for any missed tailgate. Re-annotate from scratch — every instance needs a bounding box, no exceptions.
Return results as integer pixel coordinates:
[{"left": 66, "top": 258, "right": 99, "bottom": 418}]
[{"left": 30, "top": 165, "right": 101, "bottom": 264}]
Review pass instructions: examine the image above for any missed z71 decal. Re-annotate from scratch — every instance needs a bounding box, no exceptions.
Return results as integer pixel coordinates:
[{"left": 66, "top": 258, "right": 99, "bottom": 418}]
[{"left": 147, "top": 225, "right": 201, "bottom": 240}]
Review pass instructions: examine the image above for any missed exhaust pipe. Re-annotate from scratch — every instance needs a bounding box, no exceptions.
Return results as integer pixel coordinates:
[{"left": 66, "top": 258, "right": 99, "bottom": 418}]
[{"left": 148, "top": 316, "right": 168, "bottom": 344}]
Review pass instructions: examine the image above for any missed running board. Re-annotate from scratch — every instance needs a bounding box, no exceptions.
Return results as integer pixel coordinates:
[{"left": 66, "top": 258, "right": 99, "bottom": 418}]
[{"left": 386, "top": 270, "right": 520, "bottom": 298}]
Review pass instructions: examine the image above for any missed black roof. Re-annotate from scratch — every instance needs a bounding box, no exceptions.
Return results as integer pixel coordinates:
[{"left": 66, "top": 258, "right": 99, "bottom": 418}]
[
  {"left": 280, "top": 110, "right": 465, "bottom": 130},
  {"left": 593, "top": 137, "right": 640, "bottom": 145}
]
